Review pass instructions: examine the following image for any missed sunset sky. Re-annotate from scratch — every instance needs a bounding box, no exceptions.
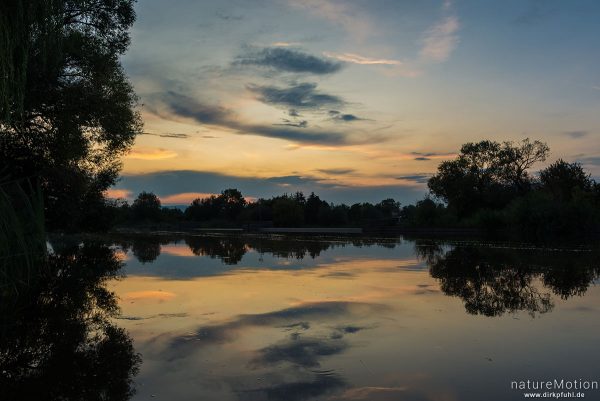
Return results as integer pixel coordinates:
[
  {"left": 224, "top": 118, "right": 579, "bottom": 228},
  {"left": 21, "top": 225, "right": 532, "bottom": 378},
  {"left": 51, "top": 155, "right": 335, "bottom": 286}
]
[{"left": 111, "top": 0, "right": 600, "bottom": 205}]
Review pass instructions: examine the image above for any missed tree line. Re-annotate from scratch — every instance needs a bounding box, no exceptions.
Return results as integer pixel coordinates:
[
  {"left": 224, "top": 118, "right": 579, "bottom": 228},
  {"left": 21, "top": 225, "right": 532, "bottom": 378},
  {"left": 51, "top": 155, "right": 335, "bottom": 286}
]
[
  {"left": 110, "top": 138, "right": 600, "bottom": 238},
  {"left": 110, "top": 189, "right": 402, "bottom": 230}
]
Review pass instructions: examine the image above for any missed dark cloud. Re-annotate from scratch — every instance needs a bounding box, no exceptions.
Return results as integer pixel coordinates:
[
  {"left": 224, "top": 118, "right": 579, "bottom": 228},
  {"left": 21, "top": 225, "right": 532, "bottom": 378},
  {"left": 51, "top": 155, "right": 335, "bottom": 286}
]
[
  {"left": 396, "top": 174, "right": 431, "bottom": 184},
  {"left": 563, "top": 130, "right": 588, "bottom": 139},
  {"left": 411, "top": 151, "right": 448, "bottom": 157},
  {"left": 235, "top": 47, "right": 343, "bottom": 75},
  {"left": 157, "top": 91, "right": 349, "bottom": 145},
  {"left": 142, "top": 132, "right": 189, "bottom": 139},
  {"left": 414, "top": 157, "right": 430, "bottom": 161},
  {"left": 288, "top": 109, "right": 301, "bottom": 117},
  {"left": 328, "top": 110, "right": 365, "bottom": 122},
  {"left": 248, "top": 82, "right": 344, "bottom": 110},
  {"left": 161, "top": 91, "right": 232, "bottom": 124},
  {"left": 117, "top": 170, "right": 427, "bottom": 205},
  {"left": 317, "top": 168, "right": 355, "bottom": 175},
  {"left": 276, "top": 119, "right": 309, "bottom": 128}
]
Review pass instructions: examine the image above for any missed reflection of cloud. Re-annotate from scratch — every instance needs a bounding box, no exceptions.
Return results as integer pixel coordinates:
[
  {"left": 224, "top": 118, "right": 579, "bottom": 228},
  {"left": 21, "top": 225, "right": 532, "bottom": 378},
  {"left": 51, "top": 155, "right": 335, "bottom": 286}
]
[
  {"left": 333, "top": 386, "right": 408, "bottom": 400},
  {"left": 240, "top": 374, "right": 346, "bottom": 401},
  {"left": 248, "top": 82, "right": 344, "bottom": 110},
  {"left": 235, "top": 47, "right": 343, "bottom": 75},
  {"left": 420, "top": 15, "right": 460, "bottom": 62},
  {"left": 160, "top": 244, "right": 197, "bottom": 257},
  {"left": 170, "top": 301, "right": 388, "bottom": 350},
  {"left": 126, "top": 147, "right": 178, "bottom": 160},
  {"left": 323, "top": 51, "right": 402, "bottom": 66},
  {"left": 252, "top": 334, "right": 349, "bottom": 368},
  {"left": 123, "top": 290, "right": 176, "bottom": 301}
]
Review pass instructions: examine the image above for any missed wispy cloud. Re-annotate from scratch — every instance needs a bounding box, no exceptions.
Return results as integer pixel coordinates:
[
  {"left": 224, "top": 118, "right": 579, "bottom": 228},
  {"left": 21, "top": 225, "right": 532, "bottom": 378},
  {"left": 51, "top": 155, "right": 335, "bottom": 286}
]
[
  {"left": 247, "top": 82, "right": 344, "bottom": 110},
  {"left": 317, "top": 168, "right": 355, "bottom": 175},
  {"left": 154, "top": 91, "right": 352, "bottom": 146},
  {"left": 323, "top": 51, "right": 402, "bottom": 66},
  {"left": 419, "top": 15, "right": 460, "bottom": 62},
  {"left": 563, "top": 130, "right": 588, "bottom": 139},
  {"left": 289, "top": 0, "right": 373, "bottom": 41},
  {"left": 328, "top": 110, "right": 365, "bottom": 123},
  {"left": 396, "top": 174, "right": 432, "bottom": 185},
  {"left": 235, "top": 47, "right": 343, "bottom": 75},
  {"left": 126, "top": 147, "right": 178, "bottom": 160},
  {"left": 142, "top": 132, "right": 189, "bottom": 139}
]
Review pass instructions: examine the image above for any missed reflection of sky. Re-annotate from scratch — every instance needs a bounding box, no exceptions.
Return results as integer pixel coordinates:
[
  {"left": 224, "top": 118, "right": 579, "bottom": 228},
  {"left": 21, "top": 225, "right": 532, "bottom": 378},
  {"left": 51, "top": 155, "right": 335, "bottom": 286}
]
[
  {"left": 122, "top": 239, "right": 427, "bottom": 279},
  {"left": 110, "top": 238, "right": 600, "bottom": 401}
]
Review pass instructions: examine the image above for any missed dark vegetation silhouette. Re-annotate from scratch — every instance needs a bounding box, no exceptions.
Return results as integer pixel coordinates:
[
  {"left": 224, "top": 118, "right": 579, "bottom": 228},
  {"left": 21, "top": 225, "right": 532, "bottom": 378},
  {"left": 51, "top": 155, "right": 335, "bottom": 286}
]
[
  {"left": 0, "top": 0, "right": 141, "bottom": 231},
  {"left": 415, "top": 239, "right": 600, "bottom": 316},
  {"left": 111, "top": 189, "right": 401, "bottom": 230},
  {"left": 112, "top": 140, "right": 599, "bottom": 238},
  {"left": 0, "top": 240, "right": 141, "bottom": 401},
  {"left": 408, "top": 139, "right": 600, "bottom": 238}
]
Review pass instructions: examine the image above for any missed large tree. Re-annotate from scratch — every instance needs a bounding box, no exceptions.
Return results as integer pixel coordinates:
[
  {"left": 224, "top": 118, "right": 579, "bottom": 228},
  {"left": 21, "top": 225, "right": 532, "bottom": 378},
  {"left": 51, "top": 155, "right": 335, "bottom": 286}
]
[
  {"left": 428, "top": 139, "right": 548, "bottom": 216},
  {"left": 0, "top": 0, "right": 141, "bottom": 230}
]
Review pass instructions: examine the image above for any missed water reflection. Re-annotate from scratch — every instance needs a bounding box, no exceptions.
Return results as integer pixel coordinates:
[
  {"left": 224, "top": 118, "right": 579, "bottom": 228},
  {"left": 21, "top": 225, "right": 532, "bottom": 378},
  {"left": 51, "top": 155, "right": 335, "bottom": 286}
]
[
  {"left": 15, "top": 234, "right": 598, "bottom": 401},
  {"left": 416, "top": 241, "right": 600, "bottom": 316},
  {"left": 118, "top": 234, "right": 600, "bottom": 318},
  {"left": 0, "top": 244, "right": 141, "bottom": 401}
]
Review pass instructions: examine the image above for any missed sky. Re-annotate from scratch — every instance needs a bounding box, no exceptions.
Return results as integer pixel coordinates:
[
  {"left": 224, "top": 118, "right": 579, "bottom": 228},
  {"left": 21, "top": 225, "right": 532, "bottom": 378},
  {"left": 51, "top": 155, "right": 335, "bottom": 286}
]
[{"left": 110, "top": 0, "right": 600, "bottom": 205}]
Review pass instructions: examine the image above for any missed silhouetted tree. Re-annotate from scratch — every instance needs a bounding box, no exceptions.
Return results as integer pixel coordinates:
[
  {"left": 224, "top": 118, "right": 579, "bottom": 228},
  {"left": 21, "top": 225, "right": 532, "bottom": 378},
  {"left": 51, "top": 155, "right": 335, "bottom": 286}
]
[
  {"left": 428, "top": 139, "right": 548, "bottom": 216},
  {"left": 539, "top": 159, "right": 593, "bottom": 201},
  {"left": 131, "top": 192, "right": 161, "bottom": 222},
  {"left": 0, "top": 0, "right": 141, "bottom": 230}
]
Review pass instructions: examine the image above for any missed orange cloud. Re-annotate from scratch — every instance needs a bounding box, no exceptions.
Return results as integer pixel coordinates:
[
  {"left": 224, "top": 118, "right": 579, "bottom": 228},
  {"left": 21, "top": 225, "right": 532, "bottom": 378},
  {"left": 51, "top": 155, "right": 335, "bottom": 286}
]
[
  {"left": 126, "top": 147, "right": 178, "bottom": 160},
  {"left": 123, "top": 290, "right": 176, "bottom": 301},
  {"left": 104, "top": 188, "right": 132, "bottom": 199},
  {"left": 160, "top": 192, "right": 218, "bottom": 204}
]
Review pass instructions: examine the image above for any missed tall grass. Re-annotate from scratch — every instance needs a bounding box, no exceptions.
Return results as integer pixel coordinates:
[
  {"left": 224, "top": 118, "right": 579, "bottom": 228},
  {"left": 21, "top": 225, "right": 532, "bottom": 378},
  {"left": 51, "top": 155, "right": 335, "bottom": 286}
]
[{"left": 0, "top": 177, "right": 46, "bottom": 300}]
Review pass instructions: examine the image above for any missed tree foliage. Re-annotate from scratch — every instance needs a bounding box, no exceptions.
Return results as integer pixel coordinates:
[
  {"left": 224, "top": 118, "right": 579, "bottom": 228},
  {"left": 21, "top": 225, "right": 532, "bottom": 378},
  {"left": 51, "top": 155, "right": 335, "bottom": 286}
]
[
  {"left": 428, "top": 139, "right": 549, "bottom": 216},
  {"left": 0, "top": 0, "right": 141, "bottom": 230}
]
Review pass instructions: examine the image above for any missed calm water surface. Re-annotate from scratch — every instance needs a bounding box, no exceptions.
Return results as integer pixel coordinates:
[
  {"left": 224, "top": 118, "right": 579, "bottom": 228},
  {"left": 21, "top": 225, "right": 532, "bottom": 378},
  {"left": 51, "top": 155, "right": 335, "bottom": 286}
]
[
  {"left": 5, "top": 234, "right": 599, "bottom": 401},
  {"left": 108, "top": 235, "right": 600, "bottom": 401}
]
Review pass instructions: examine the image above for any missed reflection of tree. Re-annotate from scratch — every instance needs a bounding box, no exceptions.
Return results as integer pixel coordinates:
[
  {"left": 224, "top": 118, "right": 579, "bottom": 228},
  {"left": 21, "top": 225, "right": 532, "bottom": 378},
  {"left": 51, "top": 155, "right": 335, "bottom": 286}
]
[
  {"left": 0, "top": 245, "right": 141, "bottom": 400},
  {"left": 418, "top": 243, "right": 600, "bottom": 317},
  {"left": 131, "top": 237, "right": 161, "bottom": 263},
  {"left": 185, "top": 236, "right": 247, "bottom": 265}
]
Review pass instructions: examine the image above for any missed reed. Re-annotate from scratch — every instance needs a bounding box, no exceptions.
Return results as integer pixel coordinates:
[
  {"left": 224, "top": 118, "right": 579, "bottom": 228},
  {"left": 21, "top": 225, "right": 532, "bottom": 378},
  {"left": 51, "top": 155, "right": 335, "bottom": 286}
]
[{"left": 0, "top": 177, "right": 46, "bottom": 299}]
